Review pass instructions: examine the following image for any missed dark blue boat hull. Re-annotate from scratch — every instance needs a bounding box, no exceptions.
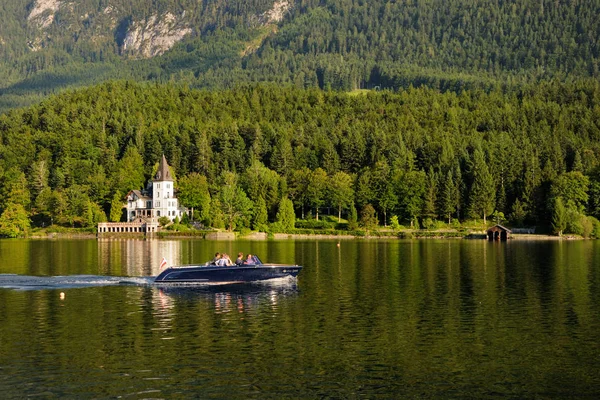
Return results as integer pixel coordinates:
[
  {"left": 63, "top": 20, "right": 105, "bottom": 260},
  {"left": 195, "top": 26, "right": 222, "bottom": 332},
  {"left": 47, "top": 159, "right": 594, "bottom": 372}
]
[{"left": 154, "top": 264, "right": 302, "bottom": 283}]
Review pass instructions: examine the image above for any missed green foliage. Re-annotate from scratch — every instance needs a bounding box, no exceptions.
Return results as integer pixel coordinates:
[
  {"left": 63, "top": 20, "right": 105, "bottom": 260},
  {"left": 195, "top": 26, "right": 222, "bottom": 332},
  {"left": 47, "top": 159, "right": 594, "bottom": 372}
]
[
  {"left": 441, "top": 168, "right": 457, "bottom": 224},
  {"left": 565, "top": 207, "right": 585, "bottom": 237},
  {"left": 395, "top": 170, "right": 426, "bottom": 227},
  {"left": 177, "top": 172, "right": 211, "bottom": 223},
  {"left": 4, "top": 0, "right": 600, "bottom": 113},
  {"left": 371, "top": 161, "right": 397, "bottom": 226},
  {"left": 552, "top": 197, "right": 567, "bottom": 236},
  {"left": 158, "top": 216, "right": 171, "bottom": 226},
  {"left": 288, "top": 167, "right": 311, "bottom": 219},
  {"left": 209, "top": 198, "right": 225, "bottom": 229},
  {"left": 218, "top": 172, "right": 253, "bottom": 231},
  {"left": 181, "top": 212, "right": 190, "bottom": 225},
  {"left": 492, "top": 211, "right": 506, "bottom": 226},
  {"left": 276, "top": 197, "right": 295, "bottom": 230},
  {"left": 109, "top": 192, "right": 123, "bottom": 222},
  {"left": 550, "top": 171, "right": 589, "bottom": 212},
  {"left": 510, "top": 199, "right": 527, "bottom": 227},
  {"left": 253, "top": 196, "right": 269, "bottom": 231},
  {"left": 114, "top": 146, "right": 145, "bottom": 196},
  {"left": 469, "top": 148, "right": 496, "bottom": 225},
  {"left": 307, "top": 168, "right": 328, "bottom": 220},
  {"left": 329, "top": 171, "right": 354, "bottom": 222},
  {"left": 347, "top": 202, "right": 358, "bottom": 230},
  {"left": 359, "top": 204, "right": 378, "bottom": 230},
  {"left": 295, "top": 220, "right": 337, "bottom": 230},
  {"left": 390, "top": 215, "right": 401, "bottom": 231},
  {"left": 588, "top": 216, "right": 600, "bottom": 239},
  {"left": 242, "top": 160, "right": 281, "bottom": 218},
  {"left": 2, "top": 81, "right": 600, "bottom": 232},
  {"left": 0, "top": 203, "right": 30, "bottom": 237}
]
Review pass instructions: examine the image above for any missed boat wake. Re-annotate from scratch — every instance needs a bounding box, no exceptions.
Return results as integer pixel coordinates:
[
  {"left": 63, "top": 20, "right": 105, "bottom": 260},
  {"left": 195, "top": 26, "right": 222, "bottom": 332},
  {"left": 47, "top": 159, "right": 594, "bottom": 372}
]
[
  {"left": 0, "top": 274, "right": 154, "bottom": 290},
  {"left": 0, "top": 274, "right": 298, "bottom": 291}
]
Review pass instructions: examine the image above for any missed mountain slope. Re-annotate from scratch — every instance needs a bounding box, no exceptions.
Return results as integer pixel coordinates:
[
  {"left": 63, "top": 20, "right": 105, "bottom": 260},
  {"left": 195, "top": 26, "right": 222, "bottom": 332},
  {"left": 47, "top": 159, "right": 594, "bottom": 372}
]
[{"left": 1, "top": 0, "right": 599, "bottom": 112}]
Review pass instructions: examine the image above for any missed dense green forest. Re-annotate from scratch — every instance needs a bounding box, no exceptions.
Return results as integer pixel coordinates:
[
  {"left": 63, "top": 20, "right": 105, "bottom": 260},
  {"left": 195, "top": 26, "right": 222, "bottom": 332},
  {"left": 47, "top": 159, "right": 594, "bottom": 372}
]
[
  {"left": 1, "top": 0, "right": 600, "bottom": 111},
  {"left": 1, "top": 81, "right": 599, "bottom": 236}
]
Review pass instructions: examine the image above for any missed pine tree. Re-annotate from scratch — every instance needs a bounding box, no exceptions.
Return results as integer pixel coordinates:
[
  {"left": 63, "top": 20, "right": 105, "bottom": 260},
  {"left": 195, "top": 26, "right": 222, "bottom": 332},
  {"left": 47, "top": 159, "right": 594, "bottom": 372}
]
[
  {"left": 552, "top": 197, "right": 567, "bottom": 236},
  {"left": 422, "top": 167, "right": 437, "bottom": 221},
  {"left": 109, "top": 192, "right": 123, "bottom": 222},
  {"left": 469, "top": 149, "right": 496, "bottom": 225},
  {"left": 441, "top": 169, "right": 456, "bottom": 224},
  {"left": 276, "top": 197, "right": 296, "bottom": 230},
  {"left": 348, "top": 202, "right": 358, "bottom": 230},
  {"left": 253, "top": 196, "right": 268, "bottom": 231}
]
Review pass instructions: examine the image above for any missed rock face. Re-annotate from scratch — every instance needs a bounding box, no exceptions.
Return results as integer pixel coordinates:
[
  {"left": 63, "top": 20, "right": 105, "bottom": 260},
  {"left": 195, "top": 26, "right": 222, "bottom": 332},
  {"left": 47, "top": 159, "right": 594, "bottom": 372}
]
[
  {"left": 23, "top": 1, "right": 282, "bottom": 58},
  {"left": 28, "top": 0, "right": 62, "bottom": 29},
  {"left": 260, "top": 0, "right": 291, "bottom": 24},
  {"left": 123, "top": 13, "right": 192, "bottom": 58}
]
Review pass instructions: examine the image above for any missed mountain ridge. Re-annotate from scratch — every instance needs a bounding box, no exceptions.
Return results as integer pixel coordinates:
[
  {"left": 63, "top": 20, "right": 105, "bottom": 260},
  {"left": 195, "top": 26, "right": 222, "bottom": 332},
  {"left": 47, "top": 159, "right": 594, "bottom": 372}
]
[{"left": 1, "top": 0, "right": 599, "bottom": 112}]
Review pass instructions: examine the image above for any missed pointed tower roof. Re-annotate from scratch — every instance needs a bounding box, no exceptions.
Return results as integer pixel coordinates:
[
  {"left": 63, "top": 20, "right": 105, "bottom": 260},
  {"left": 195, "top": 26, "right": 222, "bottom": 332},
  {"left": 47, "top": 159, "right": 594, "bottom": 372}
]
[{"left": 153, "top": 155, "right": 174, "bottom": 182}]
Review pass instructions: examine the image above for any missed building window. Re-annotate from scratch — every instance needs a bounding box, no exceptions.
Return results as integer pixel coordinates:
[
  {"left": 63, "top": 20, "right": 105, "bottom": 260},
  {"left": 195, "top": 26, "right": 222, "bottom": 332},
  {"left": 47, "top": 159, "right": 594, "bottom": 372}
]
[
  {"left": 167, "top": 183, "right": 171, "bottom": 189},
  {"left": 155, "top": 202, "right": 160, "bottom": 207},
  {"left": 146, "top": 201, "right": 151, "bottom": 208},
  {"left": 157, "top": 211, "right": 161, "bottom": 217}
]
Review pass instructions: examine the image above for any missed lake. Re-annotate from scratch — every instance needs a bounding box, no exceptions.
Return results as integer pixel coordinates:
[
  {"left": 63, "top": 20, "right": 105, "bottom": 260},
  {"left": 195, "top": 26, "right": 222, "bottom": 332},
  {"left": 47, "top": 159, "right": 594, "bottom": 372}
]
[{"left": 0, "top": 238, "right": 599, "bottom": 398}]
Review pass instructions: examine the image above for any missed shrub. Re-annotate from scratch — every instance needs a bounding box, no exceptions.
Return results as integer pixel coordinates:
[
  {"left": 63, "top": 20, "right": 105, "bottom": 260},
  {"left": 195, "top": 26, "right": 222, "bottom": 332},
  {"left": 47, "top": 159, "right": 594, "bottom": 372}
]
[
  {"left": 422, "top": 218, "right": 435, "bottom": 230},
  {"left": 181, "top": 212, "right": 190, "bottom": 224},
  {"left": 390, "top": 215, "right": 401, "bottom": 231},
  {"left": 360, "top": 204, "right": 378, "bottom": 229},
  {"left": 400, "top": 231, "right": 413, "bottom": 239},
  {"left": 158, "top": 216, "right": 171, "bottom": 227},
  {"left": 589, "top": 216, "right": 600, "bottom": 239},
  {"left": 295, "top": 220, "right": 336, "bottom": 229}
]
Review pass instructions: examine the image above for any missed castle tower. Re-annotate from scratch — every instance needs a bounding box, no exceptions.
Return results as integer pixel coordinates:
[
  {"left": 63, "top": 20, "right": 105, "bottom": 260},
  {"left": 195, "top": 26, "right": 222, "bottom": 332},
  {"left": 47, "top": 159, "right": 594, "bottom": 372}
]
[{"left": 152, "top": 155, "right": 183, "bottom": 221}]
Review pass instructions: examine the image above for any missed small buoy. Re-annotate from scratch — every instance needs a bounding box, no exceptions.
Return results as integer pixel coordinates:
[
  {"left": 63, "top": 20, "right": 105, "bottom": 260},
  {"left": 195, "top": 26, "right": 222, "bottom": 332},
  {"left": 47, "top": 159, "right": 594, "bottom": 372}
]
[
  {"left": 337, "top": 243, "right": 340, "bottom": 247},
  {"left": 60, "top": 292, "right": 65, "bottom": 300}
]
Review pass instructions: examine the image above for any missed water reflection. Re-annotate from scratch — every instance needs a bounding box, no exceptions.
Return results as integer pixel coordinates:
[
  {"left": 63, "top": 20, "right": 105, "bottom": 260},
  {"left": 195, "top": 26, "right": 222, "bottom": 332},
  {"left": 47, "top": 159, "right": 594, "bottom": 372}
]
[
  {"left": 97, "top": 238, "right": 299, "bottom": 277},
  {"left": 97, "top": 238, "right": 182, "bottom": 276},
  {"left": 1, "top": 239, "right": 600, "bottom": 398},
  {"left": 154, "top": 280, "right": 299, "bottom": 316}
]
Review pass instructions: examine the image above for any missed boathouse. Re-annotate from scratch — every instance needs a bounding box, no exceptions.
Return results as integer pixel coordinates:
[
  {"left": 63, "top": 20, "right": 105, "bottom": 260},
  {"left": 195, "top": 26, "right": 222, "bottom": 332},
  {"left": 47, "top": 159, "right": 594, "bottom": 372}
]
[
  {"left": 487, "top": 224, "right": 511, "bottom": 241},
  {"left": 97, "top": 217, "right": 160, "bottom": 234}
]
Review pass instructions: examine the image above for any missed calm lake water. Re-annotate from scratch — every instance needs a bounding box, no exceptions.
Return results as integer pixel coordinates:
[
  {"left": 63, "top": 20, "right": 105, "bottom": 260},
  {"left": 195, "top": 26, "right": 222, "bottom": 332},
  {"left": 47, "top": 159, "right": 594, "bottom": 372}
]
[{"left": 1, "top": 238, "right": 599, "bottom": 398}]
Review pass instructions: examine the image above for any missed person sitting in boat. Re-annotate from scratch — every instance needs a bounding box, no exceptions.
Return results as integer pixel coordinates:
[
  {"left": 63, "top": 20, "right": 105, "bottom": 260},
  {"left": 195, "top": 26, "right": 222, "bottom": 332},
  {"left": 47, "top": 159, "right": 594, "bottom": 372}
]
[
  {"left": 235, "top": 252, "right": 244, "bottom": 265},
  {"left": 221, "top": 253, "right": 233, "bottom": 266},
  {"left": 244, "top": 254, "right": 256, "bottom": 265},
  {"left": 211, "top": 252, "right": 221, "bottom": 265}
]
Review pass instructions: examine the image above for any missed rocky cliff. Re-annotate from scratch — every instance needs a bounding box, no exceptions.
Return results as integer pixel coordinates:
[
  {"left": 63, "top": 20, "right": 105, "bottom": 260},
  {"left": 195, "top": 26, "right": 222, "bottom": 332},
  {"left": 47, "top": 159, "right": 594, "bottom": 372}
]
[{"left": 23, "top": 0, "right": 289, "bottom": 58}]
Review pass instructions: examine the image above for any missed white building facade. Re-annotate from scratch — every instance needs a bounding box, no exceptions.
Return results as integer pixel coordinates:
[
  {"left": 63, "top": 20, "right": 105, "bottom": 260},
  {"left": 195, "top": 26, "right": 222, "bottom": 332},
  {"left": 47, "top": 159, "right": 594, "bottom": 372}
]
[{"left": 126, "top": 155, "right": 187, "bottom": 222}]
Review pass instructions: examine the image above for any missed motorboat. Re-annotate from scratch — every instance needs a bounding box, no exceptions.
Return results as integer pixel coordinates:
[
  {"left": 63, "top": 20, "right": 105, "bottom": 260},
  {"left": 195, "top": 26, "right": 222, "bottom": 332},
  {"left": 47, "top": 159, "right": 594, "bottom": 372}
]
[{"left": 154, "top": 256, "right": 302, "bottom": 284}]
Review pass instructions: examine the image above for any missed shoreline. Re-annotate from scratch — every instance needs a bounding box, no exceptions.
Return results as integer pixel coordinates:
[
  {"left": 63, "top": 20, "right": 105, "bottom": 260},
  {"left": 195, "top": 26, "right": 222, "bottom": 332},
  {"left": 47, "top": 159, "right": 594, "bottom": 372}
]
[{"left": 23, "top": 230, "right": 577, "bottom": 241}]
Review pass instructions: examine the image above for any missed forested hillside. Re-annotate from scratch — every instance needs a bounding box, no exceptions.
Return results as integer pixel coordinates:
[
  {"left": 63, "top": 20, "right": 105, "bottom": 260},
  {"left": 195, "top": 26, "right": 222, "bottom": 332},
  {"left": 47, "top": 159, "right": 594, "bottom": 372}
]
[
  {"left": 1, "top": 82, "right": 599, "bottom": 236},
  {"left": 1, "top": 0, "right": 599, "bottom": 111}
]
